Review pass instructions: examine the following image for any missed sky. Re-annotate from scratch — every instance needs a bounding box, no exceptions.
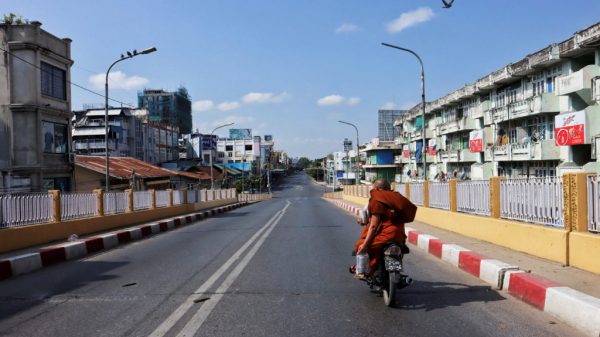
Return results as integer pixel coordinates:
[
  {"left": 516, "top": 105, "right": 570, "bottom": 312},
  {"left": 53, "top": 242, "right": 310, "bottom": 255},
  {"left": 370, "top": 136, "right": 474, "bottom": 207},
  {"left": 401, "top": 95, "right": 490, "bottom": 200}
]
[{"left": 7, "top": 0, "right": 600, "bottom": 158}]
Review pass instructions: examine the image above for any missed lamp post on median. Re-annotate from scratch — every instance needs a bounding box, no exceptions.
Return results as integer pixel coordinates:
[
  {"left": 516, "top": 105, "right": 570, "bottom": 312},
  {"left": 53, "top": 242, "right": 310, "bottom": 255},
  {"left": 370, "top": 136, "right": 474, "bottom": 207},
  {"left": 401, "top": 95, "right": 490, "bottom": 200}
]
[
  {"left": 381, "top": 42, "right": 428, "bottom": 181},
  {"left": 338, "top": 120, "right": 360, "bottom": 185},
  {"left": 210, "top": 122, "right": 234, "bottom": 190},
  {"left": 104, "top": 47, "right": 157, "bottom": 191}
]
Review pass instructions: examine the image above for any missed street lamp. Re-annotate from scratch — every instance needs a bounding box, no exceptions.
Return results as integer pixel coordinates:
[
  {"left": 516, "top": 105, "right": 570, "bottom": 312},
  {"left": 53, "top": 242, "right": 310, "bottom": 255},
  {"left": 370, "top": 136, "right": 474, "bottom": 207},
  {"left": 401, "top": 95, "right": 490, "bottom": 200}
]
[
  {"left": 338, "top": 120, "right": 360, "bottom": 185},
  {"left": 105, "top": 47, "right": 157, "bottom": 191},
  {"left": 381, "top": 42, "right": 428, "bottom": 181},
  {"left": 210, "top": 122, "right": 234, "bottom": 190}
]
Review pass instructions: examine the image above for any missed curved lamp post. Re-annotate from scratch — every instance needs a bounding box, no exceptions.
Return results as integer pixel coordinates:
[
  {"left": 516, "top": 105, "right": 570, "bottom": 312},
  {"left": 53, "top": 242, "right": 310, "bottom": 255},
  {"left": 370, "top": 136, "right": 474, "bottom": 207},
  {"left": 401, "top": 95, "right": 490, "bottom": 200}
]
[
  {"left": 381, "top": 42, "right": 427, "bottom": 181},
  {"left": 105, "top": 47, "right": 157, "bottom": 191},
  {"left": 338, "top": 120, "right": 360, "bottom": 185},
  {"left": 210, "top": 122, "right": 234, "bottom": 189}
]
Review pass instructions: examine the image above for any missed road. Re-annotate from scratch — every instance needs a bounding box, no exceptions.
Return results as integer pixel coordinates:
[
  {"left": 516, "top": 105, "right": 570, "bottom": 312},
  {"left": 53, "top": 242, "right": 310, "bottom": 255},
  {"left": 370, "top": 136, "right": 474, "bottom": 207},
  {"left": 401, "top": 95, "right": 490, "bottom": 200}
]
[{"left": 0, "top": 173, "right": 582, "bottom": 337}]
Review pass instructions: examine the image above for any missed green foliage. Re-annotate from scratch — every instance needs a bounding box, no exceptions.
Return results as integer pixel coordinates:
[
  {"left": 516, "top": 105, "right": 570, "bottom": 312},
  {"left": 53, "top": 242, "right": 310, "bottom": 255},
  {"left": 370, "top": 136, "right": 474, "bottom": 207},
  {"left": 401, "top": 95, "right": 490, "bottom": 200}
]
[
  {"left": 295, "top": 157, "right": 312, "bottom": 169},
  {"left": 2, "top": 13, "right": 26, "bottom": 24}
]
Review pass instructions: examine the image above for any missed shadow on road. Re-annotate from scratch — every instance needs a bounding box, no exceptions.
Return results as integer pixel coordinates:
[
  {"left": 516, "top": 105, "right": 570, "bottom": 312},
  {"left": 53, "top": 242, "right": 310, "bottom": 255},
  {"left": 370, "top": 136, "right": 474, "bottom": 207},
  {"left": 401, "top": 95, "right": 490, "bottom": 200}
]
[{"left": 395, "top": 280, "right": 505, "bottom": 311}]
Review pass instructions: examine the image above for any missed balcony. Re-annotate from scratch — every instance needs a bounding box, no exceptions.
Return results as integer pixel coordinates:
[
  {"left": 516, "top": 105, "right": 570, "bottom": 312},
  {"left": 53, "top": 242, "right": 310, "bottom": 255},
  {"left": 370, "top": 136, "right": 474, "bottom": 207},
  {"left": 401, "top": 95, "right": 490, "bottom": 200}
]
[
  {"left": 556, "top": 65, "right": 600, "bottom": 102},
  {"left": 394, "top": 136, "right": 409, "bottom": 145},
  {"left": 575, "top": 22, "right": 600, "bottom": 47},
  {"left": 460, "top": 149, "right": 480, "bottom": 162},
  {"left": 530, "top": 140, "right": 561, "bottom": 160},
  {"left": 74, "top": 140, "right": 117, "bottom": 151},
  {"left": 510, "top": 58, "right": 531, "bottom": 76},
  {"left": 529, "top": 44, "right": 560, "bottom": 68},
  {"left": 490, "top": 66, "right": 513, "bottom": 84},
  {"left": 475, "top": 75, "right": 493, "bottom": 92},
  {"left": 439, "top": 117, "right": 478, "bottom": 135},
  {"left": 469, "top": 106, "right": 484, "bottom": 119},
  {"left": 410, "top": 128, "right": 433, "bottom": 140},
  {"left": 559, "top": 37, "right": 577, "bottom": 57},
  {"left": 509, "top": 93, "right": 560, "bottom": 120},
  {"left": 493, "top": 144, "right": 510, "bottom": 161},
  {"left": 510, "top": 143, "right": 531, "bottom": 161},
  {"left": 491, "top": 106, "right": 509, "bottom": 123}
]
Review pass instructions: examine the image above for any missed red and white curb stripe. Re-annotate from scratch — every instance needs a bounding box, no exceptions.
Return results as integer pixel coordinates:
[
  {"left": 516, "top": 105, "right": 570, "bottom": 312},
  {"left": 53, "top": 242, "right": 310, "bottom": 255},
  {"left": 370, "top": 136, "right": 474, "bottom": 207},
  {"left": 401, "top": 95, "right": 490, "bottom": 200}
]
[
  {"left": 0, "top": 202, "right": 248, "bottom": 282},
  {"left": 327, "top": 199, "right": 600, "bottom": 336}
]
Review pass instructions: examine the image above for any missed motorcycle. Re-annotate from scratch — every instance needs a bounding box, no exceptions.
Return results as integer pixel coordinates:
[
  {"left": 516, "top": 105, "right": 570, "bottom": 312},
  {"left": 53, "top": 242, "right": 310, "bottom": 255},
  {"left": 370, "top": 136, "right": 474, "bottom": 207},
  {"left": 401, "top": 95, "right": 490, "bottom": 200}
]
[{"left": 356, "top": 242, "right": 412, "bottom": 307}]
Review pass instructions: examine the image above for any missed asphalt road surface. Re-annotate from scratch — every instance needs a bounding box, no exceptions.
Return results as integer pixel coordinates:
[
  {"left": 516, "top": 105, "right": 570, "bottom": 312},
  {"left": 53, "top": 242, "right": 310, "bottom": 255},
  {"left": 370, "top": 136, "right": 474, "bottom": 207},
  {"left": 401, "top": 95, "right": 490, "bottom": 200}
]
[{"left": 0, "top": 173, "right": 582, "bottom": 337}]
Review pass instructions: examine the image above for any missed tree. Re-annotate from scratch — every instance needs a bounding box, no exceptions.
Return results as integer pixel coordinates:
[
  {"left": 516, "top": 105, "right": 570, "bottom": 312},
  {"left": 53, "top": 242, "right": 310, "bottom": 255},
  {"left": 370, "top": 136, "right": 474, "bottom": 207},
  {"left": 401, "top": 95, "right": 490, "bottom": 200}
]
[
  {"left": 295, "top": 157, "right": 312, "bottom": 170},
  {"left": 2, "top": 13, "right": 26, "bottom": 24}
]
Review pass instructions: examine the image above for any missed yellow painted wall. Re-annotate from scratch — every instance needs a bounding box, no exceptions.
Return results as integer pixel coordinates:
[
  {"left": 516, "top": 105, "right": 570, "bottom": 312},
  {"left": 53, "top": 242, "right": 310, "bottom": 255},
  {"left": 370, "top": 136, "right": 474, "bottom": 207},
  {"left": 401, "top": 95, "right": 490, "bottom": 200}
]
[
  {"left": 569, "top": 232, "right": 600, "bottom": 274},
  {"left": 341, "top": 194, "right": 568, "bottom": 264},
  {"left": 0, "top": 198, "right": 236, "bottom": 254}
]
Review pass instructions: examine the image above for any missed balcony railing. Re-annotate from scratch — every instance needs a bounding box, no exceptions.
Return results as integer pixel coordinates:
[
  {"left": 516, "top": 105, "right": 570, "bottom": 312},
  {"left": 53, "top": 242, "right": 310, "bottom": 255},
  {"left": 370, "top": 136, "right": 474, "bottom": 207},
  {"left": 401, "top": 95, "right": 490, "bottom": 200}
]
[
  {"left": 556, "top": 65, "right": 600, "bottom": 98},
  {"left": 559, "top": 37, "right": 576, "bottom": 56},
  {"left": 476, "top": 75, "right": 492, "bottom": 91},
  {"left": 529, "top": 45, "right": 560, "bottom": 67},
  {"left": 491, "top": 106, "right": 508, "bottom": 123},
  {"left": 510, "top": 58, "right": 530, "bottom": 75},
  {"left": 575, "top": 22, "right": 600, "bottom": 47},
  {"left": 490, "top": 66, "right": 512, "bottom": 83}
]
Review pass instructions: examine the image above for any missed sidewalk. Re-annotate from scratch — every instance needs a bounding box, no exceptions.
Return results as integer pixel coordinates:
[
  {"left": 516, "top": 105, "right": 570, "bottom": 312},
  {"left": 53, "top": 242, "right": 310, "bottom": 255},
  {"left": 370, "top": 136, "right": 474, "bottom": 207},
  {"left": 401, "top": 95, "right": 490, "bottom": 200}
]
[{"left": 328, "top": 197, "right": 600, "bottom": 336}]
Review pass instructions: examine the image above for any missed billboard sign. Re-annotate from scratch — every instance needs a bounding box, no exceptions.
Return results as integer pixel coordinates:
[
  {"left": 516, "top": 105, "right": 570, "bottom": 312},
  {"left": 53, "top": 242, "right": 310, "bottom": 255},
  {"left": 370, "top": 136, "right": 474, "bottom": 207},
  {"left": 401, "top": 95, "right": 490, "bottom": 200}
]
[
  {"left": 229, "top": 128, "right": 252, "bottom": 140},
  {"left": 555, "top": 111, "right": 586, "bottom": 146},
  {"left": 427, "top": 138, "right": 437, "bottom": 156},
  {"left": 469, "top": 130, "right": 484, "bottom": 152}
]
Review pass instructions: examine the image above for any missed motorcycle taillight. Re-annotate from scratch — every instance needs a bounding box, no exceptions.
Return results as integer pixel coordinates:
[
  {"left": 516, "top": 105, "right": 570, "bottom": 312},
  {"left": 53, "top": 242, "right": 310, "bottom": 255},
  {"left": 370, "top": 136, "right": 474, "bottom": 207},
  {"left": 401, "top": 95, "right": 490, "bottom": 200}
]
[{"left": 384, "top": 245, "right": 402, "bottom": 256}]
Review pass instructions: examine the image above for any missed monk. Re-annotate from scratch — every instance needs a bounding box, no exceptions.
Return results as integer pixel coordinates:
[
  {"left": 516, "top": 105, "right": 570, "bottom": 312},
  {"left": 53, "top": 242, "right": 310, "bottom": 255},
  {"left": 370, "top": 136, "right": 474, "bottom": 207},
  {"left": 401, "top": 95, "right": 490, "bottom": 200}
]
[{"left": 354, "top": 178, "right": 416, "bottom": 277}]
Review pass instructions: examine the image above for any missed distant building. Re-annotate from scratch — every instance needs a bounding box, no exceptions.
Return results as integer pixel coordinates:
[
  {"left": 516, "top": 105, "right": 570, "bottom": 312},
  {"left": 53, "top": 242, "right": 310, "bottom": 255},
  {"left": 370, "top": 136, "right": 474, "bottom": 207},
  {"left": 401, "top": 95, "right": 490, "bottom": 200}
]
[
  {"left": 137, "top": 87, "right": 192, "bottom": 134},
  {"left": 0, "top": 21, "right": 74, "bottom": 192},
  {"left": 378, "top": 110, "right": 406, "bottom": 142},
  {"left": 229, "top": 128, "right": 252, "bottom": 140},
  {"left": 182, "top": 133, "right": 217, "bottom": 163},
  {"left": 130, "top": 108, "right": 179, "bottom": 164}
]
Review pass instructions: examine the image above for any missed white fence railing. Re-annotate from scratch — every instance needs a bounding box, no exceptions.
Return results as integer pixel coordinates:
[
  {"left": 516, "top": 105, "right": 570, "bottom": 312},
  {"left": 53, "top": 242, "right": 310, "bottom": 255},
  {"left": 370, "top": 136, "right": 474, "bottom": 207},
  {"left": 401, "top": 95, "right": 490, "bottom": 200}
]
[
  {"left": 61, "top": 192, "right": 98, "bottom": 221},
  {"left": 187, "top": 190, "right": 197, "bottom": 204},
  {"left": 429, "top": 182, "right": 450, "bottom": 210},
  {"left": 409, "top": 183, "right": 424, "bottom": 206},
  {"left": 103, "top": 192, "right": 128, "bottom": 215},
  {"left": 587, "top": 175, "right": 600, "bottom": 233},
  {"left": 457, "top": 180, "right": 491, "bottom": 216},
  {"left": 133, "top": 191, "right": 152, "bottom": 211},
  {"left": 156, "top": 191, "right": 170, "bottom": 208},
  {"left": 239, "top": 193, "right": 272, "bottom": 202},
  {"left": 0, "top": 193, "right": 53, "bottom": 228},
  {"left": 396, "top": 183, "right": 406, "bottom": 196},
  {"left": 173, "top": 190, "right": 184, "bottom": 205},
  {"left": 500, "top": 177, "right": 563, "bottom": 227}
]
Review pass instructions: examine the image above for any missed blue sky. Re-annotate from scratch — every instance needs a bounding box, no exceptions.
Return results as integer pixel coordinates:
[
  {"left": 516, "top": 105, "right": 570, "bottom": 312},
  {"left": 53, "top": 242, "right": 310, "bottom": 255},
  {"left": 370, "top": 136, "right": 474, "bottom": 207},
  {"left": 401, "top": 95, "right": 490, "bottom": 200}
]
[{"left": 9, "top": 0, "right": 600, "bottom": 158}]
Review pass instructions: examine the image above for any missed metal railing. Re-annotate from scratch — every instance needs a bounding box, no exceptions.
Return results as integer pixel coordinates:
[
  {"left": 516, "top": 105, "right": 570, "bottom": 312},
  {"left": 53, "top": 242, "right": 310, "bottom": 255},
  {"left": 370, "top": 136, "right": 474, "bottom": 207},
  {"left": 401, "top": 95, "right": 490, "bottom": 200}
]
[
  {"left": 187, "top": 190, "right": 197, "bottom": 204},
  {"left": 457, "top": 180, "right": 490, "bottom": 216},
  {"left": 500, "top": 177, "right": 563, "bottom": 227},
  {"left": 396, "top": 183, "right": 406, "bottom": 196},
  {"left": 587, "top": 175, "right": 600, "bottom": 233},
  {"left": 156, "top": 190, "right": 170, "bottom": 208},
  {"left": 173, "top": 190, "right": 185, "bottom": 205},
  {"left": 103, "top": 192, "right": 128, "bottom": 215},
  {"left": 133, "top": 191, "right": 152, "bottom": 211},
  {"left": 429, "top": 182, "right": 450, "bottom": 210},
  {"left": 0, "top": 192, "right": 53, "bottom": 228},
  {"left": 409, "top": 183, "right": 424, "bottom": 206},
  {"left": 61, "top": 192, "right": 98, "bottom": 220},
  {"left": 239, "top": 193, "right": 272, "bottom": 202}
]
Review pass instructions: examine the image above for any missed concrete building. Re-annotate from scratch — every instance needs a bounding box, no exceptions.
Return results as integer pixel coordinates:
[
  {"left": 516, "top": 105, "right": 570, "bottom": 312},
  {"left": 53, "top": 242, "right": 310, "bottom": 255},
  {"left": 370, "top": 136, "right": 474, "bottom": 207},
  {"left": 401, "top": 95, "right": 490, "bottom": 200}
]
[
  {"left": 0, "top": 21, "right": 74, "bottom": 192},
  {"left": 361, "top": 138, "right": 400, "bottom": 183},
  {"left": 181, "top": 133, "right": 217, "bottom": 164},
  {"left": 216, "top": 137, "right": 259, "bottom": 172},
  {"left": 130, "top": 108, "right": 179, "bottom": 164},
  {"left": 72, "top": 108, "right": 144, "bottom": 159},
  {"left": 137, "top": 87, "right": 192, "bottom": 134},
  {"left": 394, "top": 21, "right": 600, "bottom": 181}
]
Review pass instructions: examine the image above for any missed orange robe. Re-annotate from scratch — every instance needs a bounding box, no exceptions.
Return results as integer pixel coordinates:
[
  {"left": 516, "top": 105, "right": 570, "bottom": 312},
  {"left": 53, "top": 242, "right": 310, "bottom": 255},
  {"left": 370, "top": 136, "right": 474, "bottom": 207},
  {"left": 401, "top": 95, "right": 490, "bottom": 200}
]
[{"left": 354, "top": 189, "right": 415, "bottom": 273}]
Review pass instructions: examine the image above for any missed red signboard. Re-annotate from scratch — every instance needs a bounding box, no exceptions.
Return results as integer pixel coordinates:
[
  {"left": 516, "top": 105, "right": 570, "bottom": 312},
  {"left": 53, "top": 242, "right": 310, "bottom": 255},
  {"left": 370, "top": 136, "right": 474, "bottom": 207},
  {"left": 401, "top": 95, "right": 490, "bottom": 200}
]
[
  {"left": 555, "top": 111, "right": 586, "bottom": 146},
  {"left": 427, "top": 139, "right": 437, "bottom": 156},
  {"left": 403, "top": 149, "right": 409, "bottom": 158},
  {"left": 469, "top": 130, "right": 483, "bottom": 153}
]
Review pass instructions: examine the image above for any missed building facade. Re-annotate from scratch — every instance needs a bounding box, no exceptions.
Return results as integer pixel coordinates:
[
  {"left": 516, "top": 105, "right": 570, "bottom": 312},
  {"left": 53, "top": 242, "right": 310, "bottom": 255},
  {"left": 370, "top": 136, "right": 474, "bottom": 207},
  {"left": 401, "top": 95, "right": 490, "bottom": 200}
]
[
  {"left": 137, "top": 87, "right": 192, "bottom": 134},
  {"left": 378, "top": 109, "right": 406, "bottom": 142},
  {"left": 394, "top": 21, "right": 600, "bottom": 182},
  {"left": 0, "top": 21, "right": 74, "bottom": 192}
]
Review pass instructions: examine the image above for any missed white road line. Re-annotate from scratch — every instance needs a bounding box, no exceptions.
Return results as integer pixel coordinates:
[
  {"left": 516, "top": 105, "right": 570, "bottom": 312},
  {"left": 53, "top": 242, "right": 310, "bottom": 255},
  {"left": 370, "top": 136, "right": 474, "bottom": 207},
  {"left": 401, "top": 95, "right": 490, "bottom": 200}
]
[
  {"left": 175, "top": 200, "right": 291, "bottom": 337},
  {"left": 148, "top": 203, "right": 287, "bottom": 337}
]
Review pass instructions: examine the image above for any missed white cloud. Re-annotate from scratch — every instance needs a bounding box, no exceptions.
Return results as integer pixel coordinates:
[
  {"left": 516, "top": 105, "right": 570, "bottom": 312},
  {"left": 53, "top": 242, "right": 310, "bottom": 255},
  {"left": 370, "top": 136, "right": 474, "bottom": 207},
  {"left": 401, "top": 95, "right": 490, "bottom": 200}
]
[
  {"left": 192, "top": 100, "right": 214, "bottom": 112},
  {"left": 242, "top": 92, "right": 289, "bottom": 104},
  {"left": 335, "top": 23, "right": 358, "bottom": 34},
  {"left": 217, "top": 101, "right": 241, "bottom": 111},
  {"left": 381, "top": 102, "right": 396, "bottom": 110},
  {"left": 317, "top": 95, "right": 361, "bottom": 106},
  {"left": 347, "top": 97, "right": 361, "bottom": 106},
  {"left": 89, "top": 71, "right": 149, "bottom": 90},
  {"left": 317, "top": 95, "right": 345, "bottom": 106},
  {"left": 212, "top": 115, "right": 256, "bottom": 126},
  {"left": 386, "top": 7, "right": 435, "bottom": 34}
]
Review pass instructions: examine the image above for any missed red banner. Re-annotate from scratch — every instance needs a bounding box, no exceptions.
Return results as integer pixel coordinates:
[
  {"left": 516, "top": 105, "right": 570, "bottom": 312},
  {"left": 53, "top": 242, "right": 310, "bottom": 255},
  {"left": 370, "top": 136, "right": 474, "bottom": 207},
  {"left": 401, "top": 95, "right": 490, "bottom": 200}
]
[
  {"left": 469, "top": 130, "right": 483, "bottom": 153},
  {"left": 555, "top": 111, "right": 586, "bottom": 146},
  {"left": 403, "top": 149, "right": 409, "bottom": 158}
]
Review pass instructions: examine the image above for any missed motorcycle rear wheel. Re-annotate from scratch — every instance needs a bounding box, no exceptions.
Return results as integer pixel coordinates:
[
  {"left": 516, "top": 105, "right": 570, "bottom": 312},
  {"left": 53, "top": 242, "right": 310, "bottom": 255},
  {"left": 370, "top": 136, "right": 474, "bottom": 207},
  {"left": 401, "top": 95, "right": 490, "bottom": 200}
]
[{"left": 382, "top": 271, "right": 397, "bottom": 307}]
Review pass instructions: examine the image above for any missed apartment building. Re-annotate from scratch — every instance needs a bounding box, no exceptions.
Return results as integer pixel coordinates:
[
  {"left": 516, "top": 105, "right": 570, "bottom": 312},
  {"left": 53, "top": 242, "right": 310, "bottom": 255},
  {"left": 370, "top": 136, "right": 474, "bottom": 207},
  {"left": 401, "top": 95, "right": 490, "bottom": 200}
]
[
  {"left": 137, "top": 87, "right": 192, "bottom": 134},
  {"left": 216, "top": 135, "right": 259, "bottom": 172},
  {"left": 0, "top": 21, "right": 74, "bottom": 192},
  {"left": 395, "top": 21, "right": 600, "bottom": 181}
]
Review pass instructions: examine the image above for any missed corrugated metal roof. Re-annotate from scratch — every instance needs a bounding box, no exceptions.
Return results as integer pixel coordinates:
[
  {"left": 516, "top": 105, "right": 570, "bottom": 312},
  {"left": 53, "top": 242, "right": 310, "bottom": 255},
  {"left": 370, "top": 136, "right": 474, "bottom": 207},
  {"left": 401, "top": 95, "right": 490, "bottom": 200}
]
[
  {"left": 85, "top": 109, "right": 131, "bottom": 117},
  {"left": 72, "top": 127, "right": 106, "bottom": 136},
  {"left": 173, "top": 170, "right": 211, "bottom": 181},
  {"left": 76, "top": 155, "right": 175, "bottom": 179}
]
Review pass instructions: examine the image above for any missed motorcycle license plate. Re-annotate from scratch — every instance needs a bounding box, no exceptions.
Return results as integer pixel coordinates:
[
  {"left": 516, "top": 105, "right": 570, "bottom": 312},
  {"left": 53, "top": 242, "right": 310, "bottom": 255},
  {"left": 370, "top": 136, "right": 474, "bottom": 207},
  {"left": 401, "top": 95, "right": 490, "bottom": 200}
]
[{"left": 384, "top": 256, "right": 403, "bottom": 271}]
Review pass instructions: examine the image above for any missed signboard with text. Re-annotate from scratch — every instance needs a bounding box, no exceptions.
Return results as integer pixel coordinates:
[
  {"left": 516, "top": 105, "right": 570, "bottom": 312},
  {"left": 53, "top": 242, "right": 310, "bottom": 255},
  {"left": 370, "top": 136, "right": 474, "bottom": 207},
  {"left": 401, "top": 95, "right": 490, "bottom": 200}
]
[
  {"left": 427, "top": 138, "right": 437, "bottom": 156},
  {"left": 555, "top": 111, "right": 586, "bottom": 146},
  {"left": 469, "top": 130, "right": 484, "bottom": 153}
]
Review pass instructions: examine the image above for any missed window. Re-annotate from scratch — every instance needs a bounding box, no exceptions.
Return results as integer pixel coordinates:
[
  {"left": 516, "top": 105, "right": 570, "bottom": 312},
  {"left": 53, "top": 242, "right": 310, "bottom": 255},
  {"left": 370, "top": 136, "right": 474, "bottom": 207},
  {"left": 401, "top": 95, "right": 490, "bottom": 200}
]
[
  {"left": 227, "top": 152, "right": 233, "bottom": 157},
  {"left": 225, "top": 145, "right": 233, "bottom": 151},
  {"left": 245, "top": 144, "right": 252, "bottom": 151},
  {"left": 42, "top": 177, "right": 70, "bottom": 192},
  {"left": 41, "top": 62, "right": 66, "bottom": 100},
  {"left": 42, "top": 122, "right": 67, "bottom": 154}
]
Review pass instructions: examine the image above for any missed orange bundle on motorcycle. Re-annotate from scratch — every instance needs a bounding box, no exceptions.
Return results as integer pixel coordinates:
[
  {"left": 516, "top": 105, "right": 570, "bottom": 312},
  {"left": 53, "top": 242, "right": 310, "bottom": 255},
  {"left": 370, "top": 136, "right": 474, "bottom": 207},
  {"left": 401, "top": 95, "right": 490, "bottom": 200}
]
[{"left": 370, "top": 189, "right": 417, "bottom": 224}]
